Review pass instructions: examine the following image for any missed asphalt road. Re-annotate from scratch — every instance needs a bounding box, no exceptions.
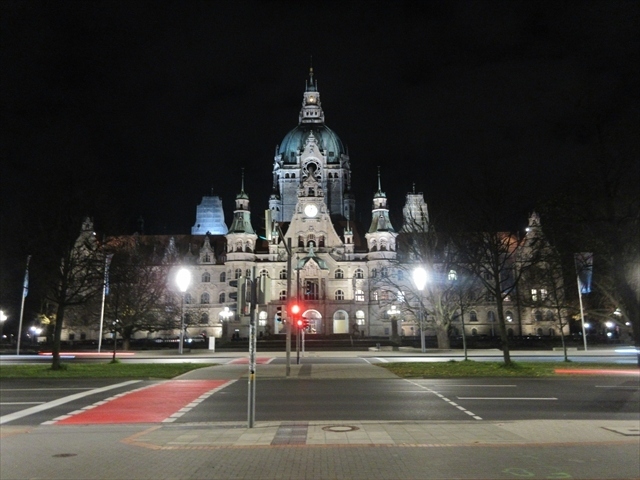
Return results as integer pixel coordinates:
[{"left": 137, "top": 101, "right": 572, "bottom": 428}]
[{"left": 2, "top": 371, "right": 638, "bottom": 426}]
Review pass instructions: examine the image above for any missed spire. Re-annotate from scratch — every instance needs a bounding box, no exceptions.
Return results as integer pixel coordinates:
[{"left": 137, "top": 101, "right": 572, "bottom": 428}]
[
  {"left": 374, "top": 166, "right": 386, "bottom": 198},
  {"left": 300, "top": 66, "right": 324, "bottom": 124},
  {"left": 240, "top": 167, "right": 245, "bottom": 194}
]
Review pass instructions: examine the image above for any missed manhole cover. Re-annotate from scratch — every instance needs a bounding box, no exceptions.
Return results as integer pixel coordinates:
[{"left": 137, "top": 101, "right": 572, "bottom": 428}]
[
  {"left": 52, "top": 453, "right": 77, "bottom": 458},
  {"left": 322, "top": 425, "right": 359, "bottom": 432}
]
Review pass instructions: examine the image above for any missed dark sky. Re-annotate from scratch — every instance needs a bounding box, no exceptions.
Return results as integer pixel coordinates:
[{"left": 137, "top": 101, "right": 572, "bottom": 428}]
[{"left": 2, "top": 0, "right": 638, "bottom": 235}]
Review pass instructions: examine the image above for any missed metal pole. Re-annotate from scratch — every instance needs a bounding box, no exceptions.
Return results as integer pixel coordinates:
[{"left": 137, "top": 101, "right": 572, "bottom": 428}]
[
  {"left": 302, "top": 327, "right": 305, "bottom": 357},
  {"left": 248, "top": 267, "right": 257, "bottom": 428},
  {"left": 419, "top": 294, "right": 426, "bottom": 353},
  {"left": 577, "top": 276, "right": 588, "bottom": 351},
  {"left": 16, "top": 255, "right": 31, "bottom": 356},
  {"left": 285, "top": 237, "right": 292, "bottom": 377},
  {"left": 97, "top": 259, "right": 108, "bottom": 353},
  {"left": 179, "top": 294, "right": 185, "bottom": 354}
]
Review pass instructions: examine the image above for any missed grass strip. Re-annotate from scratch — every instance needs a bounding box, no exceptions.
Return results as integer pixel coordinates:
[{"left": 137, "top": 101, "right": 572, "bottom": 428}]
[
  {"left": 0, "top": 362, "right": 214, "bottom": 379},
  {"left": 378, "top": 360, "right": 638, "bottom": 378}
]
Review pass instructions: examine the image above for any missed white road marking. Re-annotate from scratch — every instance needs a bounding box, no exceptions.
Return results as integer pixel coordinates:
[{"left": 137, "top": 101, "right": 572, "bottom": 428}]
[
  {"left": 595, "top": 385, "right": 640, "bottom": 389},
  {"left": 457, "top": 397, "right": 558, "bottom": 400},
  {"left": 1, "top": 388, "right": 93, "bottom": 391},
  {"left": 425, "top": 384, "right": 517, "bottom": 388},
  {"left": 0, "top": 380, "right": 141, "bottom": 425},
  {"left": 1, "top": 402, "right": 45, "bottom": 405},
  {"left": 405, "top": 379, "right": 483, "bottom": 420},
  {"left": 162, "top": 379, "right": 238, "bottom": 423}
]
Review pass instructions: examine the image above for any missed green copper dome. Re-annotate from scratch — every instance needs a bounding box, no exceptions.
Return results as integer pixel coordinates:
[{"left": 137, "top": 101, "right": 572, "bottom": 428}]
[{"left": 278, "top": 124, "right": 345, "bottom": 164}]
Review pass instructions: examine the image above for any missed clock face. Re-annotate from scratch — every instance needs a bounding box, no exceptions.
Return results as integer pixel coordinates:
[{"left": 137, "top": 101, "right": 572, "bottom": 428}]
[
  {"left": 304, "top": 204, "right": 318, "bottom": 217},
  {"left": 308, "top": 95, "right": 316, "bottom": 103}
]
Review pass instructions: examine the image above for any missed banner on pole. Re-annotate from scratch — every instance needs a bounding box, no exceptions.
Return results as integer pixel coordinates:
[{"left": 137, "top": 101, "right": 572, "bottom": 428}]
[
  {"left": 22, "top": 255, "right": 32, "bottom": 298},
  {"left": 574, "top": 252, "right": 593, "bottom": 294},
  {"left": 104, "top": 254, "right": 114, "bottom": 296}
]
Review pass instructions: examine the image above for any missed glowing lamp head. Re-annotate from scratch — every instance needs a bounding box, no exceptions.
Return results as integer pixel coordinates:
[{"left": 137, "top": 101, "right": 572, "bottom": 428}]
[
  {"left": 412, "top": 267, "right": 428, "bottom": 291},
  {"left": 176, "top": 268, "right": 192, "bottom": 293}
]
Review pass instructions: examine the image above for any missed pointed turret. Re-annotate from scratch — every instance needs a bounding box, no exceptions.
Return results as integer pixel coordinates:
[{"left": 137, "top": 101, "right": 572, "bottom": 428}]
[
  {"left": 299, "top": 67, "right": 325, "bottom": 125},
  {"left": 366, "top": 168, "right": 398, "bottom": 259},
  {"left": 225, "top": 170, "right": 257, "bottom": 261}
]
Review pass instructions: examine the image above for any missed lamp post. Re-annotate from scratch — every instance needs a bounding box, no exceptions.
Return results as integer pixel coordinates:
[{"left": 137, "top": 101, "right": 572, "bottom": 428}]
[
  {"left": 175, "top": 268, "right": 192, "bottom": 355},
  {"left": 412, "top": 267, "right": 428, "bottom": 353},
  {"left": 386, "top": 304, "right": 401, "bottom": 345},
  {"left": 0, "top": 310, "right": 7, "bottom": 345}
]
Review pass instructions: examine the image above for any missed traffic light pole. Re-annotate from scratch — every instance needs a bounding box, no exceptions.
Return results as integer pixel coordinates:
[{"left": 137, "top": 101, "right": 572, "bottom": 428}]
[
  {"left": 247, "top": 267, "right": 257, "bottom": 428},
  {"left": 285, "top": 238, "right": 292, "bottom": 376}
]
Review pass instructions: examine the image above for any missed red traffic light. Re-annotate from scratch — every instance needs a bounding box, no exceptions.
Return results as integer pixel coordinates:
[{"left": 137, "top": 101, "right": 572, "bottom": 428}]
[
  {"left": 290, "top": 303, "right": 301, "bottom": 315},
  {"left": 296, "top": 319, "right": 304, "bottom": 327}
]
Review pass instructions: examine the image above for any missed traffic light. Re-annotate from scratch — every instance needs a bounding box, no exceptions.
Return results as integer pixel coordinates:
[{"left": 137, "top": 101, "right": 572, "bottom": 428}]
[
  {"left": 296, "top": 318, "right": 309, "bottom": 329},
  {"left": 289, "top": 303, "right": 301, "bottom": 317}
]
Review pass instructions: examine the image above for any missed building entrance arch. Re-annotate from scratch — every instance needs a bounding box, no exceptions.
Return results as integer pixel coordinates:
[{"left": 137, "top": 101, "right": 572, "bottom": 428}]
[
  {"left": 303, "top": 309, "right": 322, "bottom": 334},
  {"left": 333, "top": 310, "right": 349, "bottom": 334}
]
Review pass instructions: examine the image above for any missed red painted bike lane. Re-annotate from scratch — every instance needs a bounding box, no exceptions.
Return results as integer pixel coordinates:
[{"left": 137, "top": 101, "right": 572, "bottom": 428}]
[{"left": 55, "top": 380, "right": 231, "bottom": 425}]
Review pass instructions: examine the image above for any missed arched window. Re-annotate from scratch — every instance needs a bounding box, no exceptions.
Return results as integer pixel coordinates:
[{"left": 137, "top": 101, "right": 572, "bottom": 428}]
[
  {"left": 220, "top": 272, "right": 226, "bottom": 283},
  {"left": 371, "top": 268, "right": 378, "bottom": 278},
  {"left": 319, "top": 236, "right": 325, "bottom": 247},
  {"left": 218, "top": 292, "right": 225, "bottom": 303},
  {"left": 200, "top": 293, "right": 210, "bottom": 304},
  {"left": 381, "top": 267, "right": 388, "bottom": 277},
  {"left": 471, "top": 328, "right": 478, "bottom": 336},
  {"left": 356, "top": 310, "right": 366, "bottom": 325},
  {"left": 245, "top": 269, "right": 251, "bottom": 278},
  {"left": 335, "top": 290, "right": 345, "bottom": 300},
  {"left": 535, "top": 311, "right": 543, "bottom": 322},
  {"left": 507, "top": 328, "right": 514, "bottom": 336},
  {"left": 259, "top": 269, "right": 269, "bottom": 277},
  {"left": 397, "top": 270, "right": 404, "bottom": 281},
  {"left": 505, "top": 311, "right": 514, "bottom": 323},
  {"left": 335, "top": 269, "right": 344, "bottom": 279},
  {"left": 202, "top": 272, "right": 211, "bottom": 283},
  {"left": 546, "top": 310, "right": 555, "bottom": 321},
  {"left": 199, "top": 313, "right": 209, "bottom": 325},
  {"left": 184, "top": 293, "right": 192, "bottom": 304},
  {"left": 536, "top": 327, "right": 543, "bottom": 336},
  {"left": 203, "top": 253, "right": 211, "bottom": 263},
  {"left": 279, "top": 269, "right": 287, "bottom": 279},
  {"left": 448, "top": 270, "right": 457, "bottom": 281},
  {"left": 354, "top": 269, "right": 364, "bottom": 279},
  {"left": 469, "top": 311, "right": 478, "bottom": 322},
  {"left": 549, "top": 328, "right": 555, "bottom": 336},
  {"left": 487, "top": 311, "right": 496, "bottom": 322},
  {"left": 234, "top": 268, "right": 242, "bottom": 279},
  {"left": 355, "top": 289, "right": 365, "bottom": 302},
  {"left": 279, "top": 290, "right": 287, "bottom": 301}
]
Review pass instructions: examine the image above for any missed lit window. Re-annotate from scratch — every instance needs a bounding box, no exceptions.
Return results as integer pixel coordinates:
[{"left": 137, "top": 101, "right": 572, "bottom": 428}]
[
  {"left": 397, "top": 291, "right": 405, "bottom": 302},
  {"left": 505, "top": 311, "right": 513, "bottom": 322},
  {"left": 531, "top": 289, "right": 538, "bottom": 302},
  {"left": 355, "top": 289, "right": 365, "bottom": 302},
  {"left": 356, "top": 310, "right": 366, "bottom": 325},
  {"left": 448, "top": 270, "right": 457, "bottom": 281},
  {"left": 540, "top": 289, "right": 548, "bottom": 300}
]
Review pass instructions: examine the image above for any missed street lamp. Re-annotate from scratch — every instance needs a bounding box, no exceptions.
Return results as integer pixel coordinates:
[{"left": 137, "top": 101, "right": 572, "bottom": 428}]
[
  {"left": 386, "top": 304, "right": 402, "bottom": 345},
  {"left": 0, "top": 310, "right": 7, "bottom": 344},
  {"left": 412, "top": 267, "right": 428, "bottom": 353},
  {"left": 30, "top": 326, "right": 42, "bottom": 344},
  {"left": 175, "top": 268, "right": 192, "bottom": 355}
]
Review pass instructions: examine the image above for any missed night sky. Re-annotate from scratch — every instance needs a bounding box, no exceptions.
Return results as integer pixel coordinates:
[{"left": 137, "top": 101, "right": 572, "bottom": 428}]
[{"left": 1, "top": 1, "right": 638, "bottom": 312}]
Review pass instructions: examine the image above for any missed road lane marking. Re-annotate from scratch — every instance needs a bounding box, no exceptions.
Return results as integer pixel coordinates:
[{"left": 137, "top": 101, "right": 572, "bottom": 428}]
[
  {"left": 595, "top": 385, "right": 640, "bottom": 389},
  {"left": 1, "top": 388, "right": 93, "bottom": 391},
  {"left": 406, "top": 379, "right": 482, "bottom": 420},
  {"left": 457, "top": 397, "right": 558, "bottom": 400},
  {"left": 0, "top": 380, "right": 141, "bottom": 425},
  {"left": 425, "top": 385, "right": 517, "bottom": 388},
  {"left": 1, "top": 402, "right": 45, "bottom": 405}
]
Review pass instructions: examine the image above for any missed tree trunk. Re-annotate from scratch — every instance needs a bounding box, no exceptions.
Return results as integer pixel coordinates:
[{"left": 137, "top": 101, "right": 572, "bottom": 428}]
[
  {"left": 436, "top": 328, "right": 450, "bottom": 349},
  {"left": 51, "top": 303, "right": 65, "bottom": 370},
  {"left": 496, "top": 297, "right": 511, "bottom": 365}
]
